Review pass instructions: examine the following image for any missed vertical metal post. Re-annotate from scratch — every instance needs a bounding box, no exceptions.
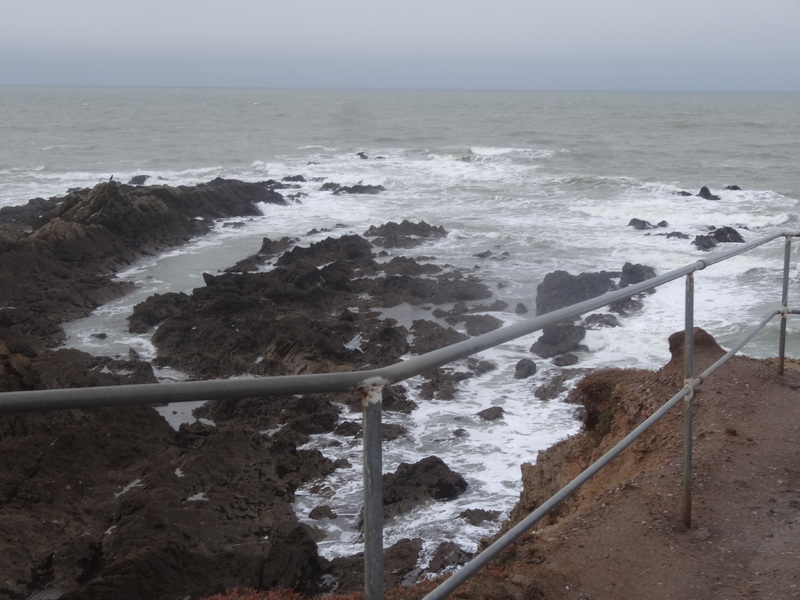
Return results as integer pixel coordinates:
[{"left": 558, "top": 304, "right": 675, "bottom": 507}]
[
  {"left": 778, "top": 235, "right": 792, "bottom": 375},
  {"left": 683, "top": 273, "right": 694, "bottom": 529},
  {"left": 360, "top": 380, "right": 385, "bottom": 600}
]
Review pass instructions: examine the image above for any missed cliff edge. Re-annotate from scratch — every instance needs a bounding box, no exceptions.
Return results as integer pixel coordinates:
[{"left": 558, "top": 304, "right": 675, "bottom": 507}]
[{"left": 460, "top": 329, "right": 800, "bottom": 599}]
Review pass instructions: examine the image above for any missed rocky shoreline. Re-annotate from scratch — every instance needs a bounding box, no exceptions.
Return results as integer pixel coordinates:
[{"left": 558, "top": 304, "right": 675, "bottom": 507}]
[{"left": 0, "top": 178, "right": 728, "bottom": 599}]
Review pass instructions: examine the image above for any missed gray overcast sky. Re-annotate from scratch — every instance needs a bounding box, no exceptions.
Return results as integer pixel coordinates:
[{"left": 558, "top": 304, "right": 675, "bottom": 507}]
[{"left": 2, "top": 0, "right": 799, "bottom": 91}]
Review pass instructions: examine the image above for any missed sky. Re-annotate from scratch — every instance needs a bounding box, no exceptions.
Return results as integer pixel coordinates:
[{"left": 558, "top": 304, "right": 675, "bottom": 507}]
[{"left": 2, "top": 0, "right": 799, "bottom": 92}]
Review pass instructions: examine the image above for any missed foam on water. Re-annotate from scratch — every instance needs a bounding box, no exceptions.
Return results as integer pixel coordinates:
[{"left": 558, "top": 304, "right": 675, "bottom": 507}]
[{"left": 7, "top": 88, "right": 800, "bottom": 563}]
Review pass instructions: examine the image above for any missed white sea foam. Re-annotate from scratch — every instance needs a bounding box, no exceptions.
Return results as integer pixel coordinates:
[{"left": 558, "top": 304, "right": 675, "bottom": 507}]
[{"left": 9, "top": 88, "right": 800, "bottom": 562}]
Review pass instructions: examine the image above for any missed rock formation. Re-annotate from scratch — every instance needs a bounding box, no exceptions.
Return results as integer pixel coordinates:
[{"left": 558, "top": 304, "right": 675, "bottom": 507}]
[{"left": 0, "top": 179, "right": 505, "bottom": 599}]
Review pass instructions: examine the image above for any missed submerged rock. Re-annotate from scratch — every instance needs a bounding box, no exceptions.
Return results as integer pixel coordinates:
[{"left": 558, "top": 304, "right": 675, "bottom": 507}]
[
  {"left": 692, "top": 225, "right": 745, "bottom": 251},
  {"left": 697, "top": 186, "right": 721, "bottom": 200}
]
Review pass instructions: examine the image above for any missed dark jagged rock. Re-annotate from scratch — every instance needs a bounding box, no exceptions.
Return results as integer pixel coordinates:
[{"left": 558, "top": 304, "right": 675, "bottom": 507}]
[
  {"left": 375, "top": 272, "right": 491, "bottom": 306},
  {"left": 697, "top": 186, "right": 721, "bottom": 200},
  {"left": 0, "top": 341, "right": 156, "bottom": 395},
  {"left": 619, "top": 262, "right": 656, "bottom": 290},
  {"left": 469, "top": 358, "right": 496, "bottom": 376},
  {"left": 382, "top": 456, "right": 468, "bottom": 521},
  {"left": 514, "top": 358, "right": 538, "bottom": 379},
  {"left": 224, "top": 236, "right": 296, "bottom": 273},
  {"left": 327, "top": 538, "right": 423, "bottom": 593},
  {"left": 477, "top": 406, "right": 505, "bottom": 421},
  {"left": 381, "top": 385, "right": 418, "bottom": 413},
  {"left": 70, "top": 428, "right": 329, "bottom": 600},
  {"left": 0, "top": 354, "right": 343, "bottom": 599},
  {"left": 0, "top": 224, "right": 25, "bottom": 253},
  {"left": 199, "top": 395, "right": 342, "bottom": 437},
  {"left": 464, "top": 314, "right": 503, "bottom": 336},
  {"left": 331, "top": 183, "right": 386, "bottom": 195},
  {"left": 693, "top": 226, "right": 745, "bottom": 251},
  {"left": 725, "top": 184, "right": 742, "bottom": 190},
  {"left": 128, "top": 174, "right": 149, "bottom": 185},
  {"left": 459, "top": 508, "right": 501, "bottom": 526},
  {"left": 0, "top": 196, "right": 63, "bottom": 230},
  {"left": 360, "top": 320, "right": 411, "bottom": 369},
  {"left": 584, "top": 313, "right": 621, "bottom": 329},
  {"left": 711, "top": 226, "right": 745, "bottom": 243},
  {"left": 609, "top": 296, "right": 644, "bottom": 316},
  {"left": 128, "top": 226, "right": 493, "bottom": 380},
  {"left": 534, "top": 371, "right": 578, "bottom": 401},
  {"left": 628, "top": 218, "right": 655, "bottom": 230},
  {"left": 384, "top": 255, "right": 442, "bottom": 276},
  {"left": 418, "top": 367, "right": 473, "bottom": 401},
  {"left": 331, "top": 420, "right": 406, "bottom": 441},
  {"left": 409, "top": 320, "right": 468, "bottom": 355},
  {"left": 0, "top": 179, "right": 286, "bottom": 350},
  {"left": 364, "top": 219, "right": 448, "bottom": 249},
  {"left": 127, "top": 292, "right": 192, "bottom": 334},
  {"left": 0, "top": 204, "right": 516, "bottom": 598},
  {"left": 309, "top": 505, "right": 337, "bottom": 520},
  {"left": 667, "top": 231, "right": 691, "bottom": 239},
  {"left": 692, "top": 234, "right": 718, "bottom": 251},
  {"left": 535, "top": 270, "right": 618, "bottom": 316},
  {"left": 277, "top": 233, "right": 374, "bottom": 267},
  {"left": 530, "top": 322, "right": 586, "bottom": 359},
  {"left": 533, "top": 263, "right": 656, "bottom": 357},
  {"left": 50, "top": 179, "right": 273, "bottom": 247},
  {"left": 364, "top": 219, "right": 447, "bottom": 239},
  {"left": 427, "top": 541, "right": 472, "bottom": 572},
  {"left": 553, "top": 353, "right": 580, "bottom": 367}
]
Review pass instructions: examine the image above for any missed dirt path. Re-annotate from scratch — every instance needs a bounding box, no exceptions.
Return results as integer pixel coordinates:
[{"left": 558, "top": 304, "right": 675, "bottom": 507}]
[{"left": 458, "top": 332, "right": 800, "bottom": 599}]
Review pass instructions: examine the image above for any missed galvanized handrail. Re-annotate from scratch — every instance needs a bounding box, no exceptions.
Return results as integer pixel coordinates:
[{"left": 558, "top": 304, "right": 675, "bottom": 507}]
[
  {"left": 0, "top": 231, "right": 797, "bottom": 600},
  {"left": 424, "top": 233, "right": 799, "bottom": 600}
]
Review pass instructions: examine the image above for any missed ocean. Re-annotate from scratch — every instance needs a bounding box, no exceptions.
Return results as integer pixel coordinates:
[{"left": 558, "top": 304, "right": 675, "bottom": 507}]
[{"left": 2, "top": 86, "right": 800, "bottom": 561}]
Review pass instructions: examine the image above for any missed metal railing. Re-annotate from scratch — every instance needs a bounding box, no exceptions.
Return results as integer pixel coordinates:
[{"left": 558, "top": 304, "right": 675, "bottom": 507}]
[{"left": 1, "top": 231, "right": 798, "bottom": 600}]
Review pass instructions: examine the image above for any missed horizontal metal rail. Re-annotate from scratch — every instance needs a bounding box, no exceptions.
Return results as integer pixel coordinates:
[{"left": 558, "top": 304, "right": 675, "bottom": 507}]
[
  {"left": 421, "top": 305, "right": 785, "bottom": 600},
  {"left": 1, "top": 230, "right": 797, "bottom": 600},
  {"left": 0, "top": 231, "right": 788, "bottom": 413}
]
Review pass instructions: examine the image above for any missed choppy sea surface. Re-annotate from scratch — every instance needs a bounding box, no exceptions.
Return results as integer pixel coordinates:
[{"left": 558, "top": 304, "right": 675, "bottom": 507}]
[{"left": 2, "top": 86, "right": 800, "bottom": 561}]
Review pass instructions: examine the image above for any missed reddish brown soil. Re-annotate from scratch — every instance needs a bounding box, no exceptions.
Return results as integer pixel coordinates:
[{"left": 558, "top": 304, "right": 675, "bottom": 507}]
[{"left": 456, "top": 330, "right": 800, "bottom": 599}]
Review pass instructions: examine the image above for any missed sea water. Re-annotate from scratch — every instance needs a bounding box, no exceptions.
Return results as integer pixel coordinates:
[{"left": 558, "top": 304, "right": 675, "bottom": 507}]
[{"left": 2, "top": 86, "right": 800, "bottom": 560}]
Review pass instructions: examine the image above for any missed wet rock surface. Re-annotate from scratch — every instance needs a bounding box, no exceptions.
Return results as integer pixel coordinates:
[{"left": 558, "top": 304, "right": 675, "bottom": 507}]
[
  {"left": 382, "top": 456, "right": 469, "bottom": 521},
  {"left": 0, "top": 180, "right": 514, "bottom": 599},
  {"left": 530, "top": 262, "right": 656, "bottom": 361},
  {"left": 6, "top": 167, "right": 785, "bottom": 600},
  {"left": 0, "top": 179, "right": 284, "bottom": 350},
  {"left": 132, "top": 230, "right": 493, "bottom": 379},
  {"left": 692, "top": 225, "right": 746, "bottom": 251},
  {"left": 0, "top": 175, "right": 695, "bottom": 599}
]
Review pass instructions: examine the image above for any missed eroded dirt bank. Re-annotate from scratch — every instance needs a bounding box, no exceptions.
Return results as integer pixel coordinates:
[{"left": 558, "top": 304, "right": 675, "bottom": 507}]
[{"left": 456, "top": 330, "right": 800, "bottom": 600}]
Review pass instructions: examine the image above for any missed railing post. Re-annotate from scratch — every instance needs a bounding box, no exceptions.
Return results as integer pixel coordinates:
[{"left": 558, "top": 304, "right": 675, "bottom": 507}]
[
  {"left": 778, "top": 235, "right": 792, "bottom": 375},
  {"left": 683, "top": 273, "right": 695, "bottom": 529},
  {"left": 360, "top": 379, "right": 385, "bottom": 600}
]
